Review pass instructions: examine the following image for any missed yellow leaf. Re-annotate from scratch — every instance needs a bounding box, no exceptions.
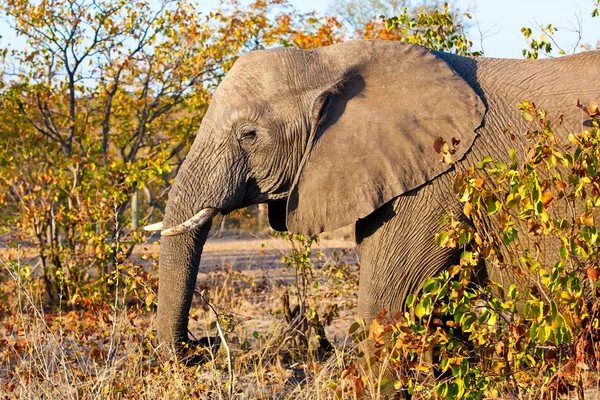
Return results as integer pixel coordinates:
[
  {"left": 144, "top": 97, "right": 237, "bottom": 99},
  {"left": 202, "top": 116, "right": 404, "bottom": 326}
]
[{"left": 369, "top": 319, "right": 385, "bottom": 338}]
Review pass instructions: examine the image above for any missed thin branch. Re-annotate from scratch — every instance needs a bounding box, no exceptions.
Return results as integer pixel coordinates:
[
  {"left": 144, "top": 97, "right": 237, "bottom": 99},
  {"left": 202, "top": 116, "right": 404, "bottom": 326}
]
[
  {"left": 16, "top": 100, "right": 69, "bottom": 151},
  {"left": 198, "top": 290, "right": 234, "bottom": 400},
  {"left": 100, "top": 68, "right": 123, "bottom": 162}
]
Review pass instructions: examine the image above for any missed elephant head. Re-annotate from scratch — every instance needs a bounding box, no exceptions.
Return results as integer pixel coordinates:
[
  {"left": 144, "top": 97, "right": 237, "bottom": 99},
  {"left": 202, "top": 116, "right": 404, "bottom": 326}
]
[{"left": 149, "top": 40, "right": 484, "bottom": 355}]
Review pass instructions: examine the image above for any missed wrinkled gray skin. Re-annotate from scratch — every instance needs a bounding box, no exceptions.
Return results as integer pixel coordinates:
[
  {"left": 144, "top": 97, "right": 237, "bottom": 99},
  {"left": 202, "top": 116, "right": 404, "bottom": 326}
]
[{"left": 157, "top": 40, "right": 600, "bottom": 355}]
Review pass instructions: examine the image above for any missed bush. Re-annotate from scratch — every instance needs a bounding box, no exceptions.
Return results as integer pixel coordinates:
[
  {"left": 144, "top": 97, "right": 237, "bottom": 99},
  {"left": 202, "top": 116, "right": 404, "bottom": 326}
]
[
  {"left": 0, "top": 0, "right": 350, "bottom": 307},
  {"left": 345, "top": 102, "right": 600, "bottom": 399}
]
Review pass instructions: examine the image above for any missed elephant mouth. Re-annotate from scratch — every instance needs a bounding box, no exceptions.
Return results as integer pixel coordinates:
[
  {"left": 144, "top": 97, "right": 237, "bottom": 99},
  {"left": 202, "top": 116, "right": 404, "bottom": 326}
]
[
  {"left": 144, "top": 207, "right": 219, "bottom": 237},
  {"left": 220, "top": 208, "right": 234, "bottom": 216}
]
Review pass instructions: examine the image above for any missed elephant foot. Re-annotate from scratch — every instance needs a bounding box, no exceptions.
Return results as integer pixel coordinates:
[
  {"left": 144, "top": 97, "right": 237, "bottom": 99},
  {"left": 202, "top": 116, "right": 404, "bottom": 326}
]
[{"left": 177, "top": 335, "right": 221, "bottom": 366}]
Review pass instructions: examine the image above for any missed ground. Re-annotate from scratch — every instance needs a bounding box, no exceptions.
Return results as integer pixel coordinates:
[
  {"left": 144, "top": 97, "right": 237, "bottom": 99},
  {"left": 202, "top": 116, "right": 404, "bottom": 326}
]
[{"left": 0, "top": 231, "right": 366, "bottom": 399}]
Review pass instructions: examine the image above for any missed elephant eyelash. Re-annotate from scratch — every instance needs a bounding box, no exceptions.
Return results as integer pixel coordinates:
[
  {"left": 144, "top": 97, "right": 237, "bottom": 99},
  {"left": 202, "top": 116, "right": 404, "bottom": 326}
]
[
  {"left": 239, "top": 129, "right": 257, "bottom": 142},
  {"left": 231, "top": 121, "right": 258, "bottom": 144}
]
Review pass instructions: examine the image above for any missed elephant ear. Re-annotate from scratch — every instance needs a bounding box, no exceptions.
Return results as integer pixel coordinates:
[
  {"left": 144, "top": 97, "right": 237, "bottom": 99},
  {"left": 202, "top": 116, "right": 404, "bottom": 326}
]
[{"left": 286, "top": 42, "right": 485, "bottom": 234}]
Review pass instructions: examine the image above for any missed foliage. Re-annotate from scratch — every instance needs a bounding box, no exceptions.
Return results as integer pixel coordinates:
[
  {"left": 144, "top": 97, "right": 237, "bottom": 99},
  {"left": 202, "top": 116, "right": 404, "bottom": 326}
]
[
  {"left": 521, "top": 1, "right": 600, "bottom": 58},
  {"left": 521, "top": 24, "right": 557, "bottom": 59},
  {"left": 0, "top": 0, "right": 219, "bottom": 305},
  {"left": 328, "top": 0, "right": 407, "bottom": 30},
  {"left": 0, "top": 0, "right": 350, "bottom": 306},
  {"left": 344, "top": 103, "right": 600, "bottom": 399},
  {"left": 361, "top": 2, "right": 479, "bottom": 56},
  {"left": 274, "top": 231, "right": 358, "bottom": 359},
  {"left": 0, "top": 0, "right": 479, "bottom": 309}
]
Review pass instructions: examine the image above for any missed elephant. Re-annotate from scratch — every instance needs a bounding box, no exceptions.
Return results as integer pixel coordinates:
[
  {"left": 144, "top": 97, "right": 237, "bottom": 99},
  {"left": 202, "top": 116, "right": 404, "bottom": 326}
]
[{"left": 145, "top": 39, "right": 600, "bottom": 361}]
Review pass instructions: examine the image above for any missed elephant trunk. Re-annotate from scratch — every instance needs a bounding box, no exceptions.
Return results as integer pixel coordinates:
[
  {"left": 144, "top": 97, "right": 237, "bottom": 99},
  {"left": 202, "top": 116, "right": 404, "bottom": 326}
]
[
  {"left": 155, "top": 112, "right": 241, "bottom": 356},
  {"left": 156, "top": 212, "right": 212, "bottom": 348}
]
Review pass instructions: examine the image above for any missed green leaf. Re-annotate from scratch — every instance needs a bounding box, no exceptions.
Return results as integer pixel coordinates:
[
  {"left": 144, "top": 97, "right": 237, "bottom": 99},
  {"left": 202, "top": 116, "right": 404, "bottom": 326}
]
[
  {"left": 460, "top": 312, "right": 477, "bottom": 332},
  {"left": 414, "top": 302, "right": 427, "bottom": 318},
  {"left": 508, "top": 284, "right": 518, "bottom": 299},
  {"left": 536, "top": 325, "right": 551, "bottom": 343},
  {"left": 477, "top": 156, "right": 493, "bottom": 169},
  {"left": 551, "top": 301, "right": 558, "bottom": 320},
  {"left": 406, "top": 293, "right": 416, "bottom": 308},
  {"left": 436, "top": 230, "right": 449, "bottom": 247},
  {"left": 423, "top": 277, "right": 439, "bottom": 294},
  {"left": 486, "top": 196, "right": 501, "bottom": 215},
  {"left": 522, "top": 111, "right": 535, "bottom": 121},
  {"left": 456, "top": 378, "right": 465, "bottom": 398},
  {"left": 530, "top": 323, "right": 538, "bottom": 340},
  {"left": 440, "top": 357, "right": 450, "bottom": 372},
  {"left": 506, "top": 193, "right": 520, "bottom": 208},
  {"left": 437, "top": 382, "right": 449, "bottom": 398},
  {"left": 503, "top": 227, "right": 518, "bottom": 245},
  {"left": 559, "top": 246, "right": 568, "bottom": 259},
  {"left": 448, "top": 382, "right": 459, "bottom": 398},
  {"left": 458, "top": 231, "right": 472, "bottom": 247}
]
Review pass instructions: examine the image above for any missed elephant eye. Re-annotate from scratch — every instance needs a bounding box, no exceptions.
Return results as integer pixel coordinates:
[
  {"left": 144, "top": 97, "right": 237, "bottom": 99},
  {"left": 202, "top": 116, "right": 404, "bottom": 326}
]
[{"left": 239, "top": 129, "right": 257, "bottom": 143}]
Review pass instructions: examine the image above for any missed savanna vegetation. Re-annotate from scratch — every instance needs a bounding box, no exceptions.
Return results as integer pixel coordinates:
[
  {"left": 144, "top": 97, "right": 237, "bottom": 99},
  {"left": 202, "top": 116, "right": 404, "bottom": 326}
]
[{"left": 0, "top": 0, "right": 599, "bottom": 398}]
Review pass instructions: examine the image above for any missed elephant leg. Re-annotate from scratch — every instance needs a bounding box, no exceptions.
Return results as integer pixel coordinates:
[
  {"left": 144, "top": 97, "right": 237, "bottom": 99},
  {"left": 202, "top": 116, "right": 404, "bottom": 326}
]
[
  {"left": 354, "top": 181, "right": 463, "bottom": 394},
  {"left": 355, "top": 181, "right": 462, "bottom": 323}
]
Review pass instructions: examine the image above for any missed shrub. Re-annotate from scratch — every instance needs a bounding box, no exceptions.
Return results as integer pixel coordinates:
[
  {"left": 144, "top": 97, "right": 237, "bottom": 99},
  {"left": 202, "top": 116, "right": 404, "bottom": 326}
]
[{"left": 345, "top": 102, "right": 600, "bottom": 399}]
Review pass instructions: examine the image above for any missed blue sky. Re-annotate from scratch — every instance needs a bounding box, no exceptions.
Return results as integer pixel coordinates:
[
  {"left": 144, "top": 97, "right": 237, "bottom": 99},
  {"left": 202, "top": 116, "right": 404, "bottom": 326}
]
[
  {"left": 1, "top": 0, "right": 598, "bottom": 59},
  {"left": 450, "top": 0, "right": 598, "bottom": 58}
]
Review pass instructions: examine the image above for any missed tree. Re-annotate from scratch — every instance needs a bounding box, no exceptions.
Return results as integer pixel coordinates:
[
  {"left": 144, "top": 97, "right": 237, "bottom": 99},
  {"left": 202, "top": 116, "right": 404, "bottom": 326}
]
[
  {"left": 328, "top": 0, "right": 407, "bottom": 30},
  {"left": 359, "top": 2, "right": 479, "bottom": 56},
  {"left": 0, "top": 0, "right": 475, "bottom": 305},
  {"left": 0, "top": 0, "right": 219, "bottom": 303},
  {"left": 0, "top": 0, "right": 351, "bottom": 305}
]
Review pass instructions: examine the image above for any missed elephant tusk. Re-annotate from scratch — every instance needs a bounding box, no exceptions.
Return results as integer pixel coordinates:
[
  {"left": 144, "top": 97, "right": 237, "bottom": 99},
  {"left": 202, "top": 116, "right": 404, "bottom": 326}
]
[
  {"left": 161, "top": 208, "right": 219, "bottom": 237},
  {"left": 143, "top": 222, "right": 164, "bottom": 232}
]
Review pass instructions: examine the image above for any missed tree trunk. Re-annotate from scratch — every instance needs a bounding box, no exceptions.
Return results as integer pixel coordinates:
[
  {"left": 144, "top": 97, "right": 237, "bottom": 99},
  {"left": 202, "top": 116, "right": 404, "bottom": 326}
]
[{"left": 131, "top": 186, "right": 139, "bottom": 229}]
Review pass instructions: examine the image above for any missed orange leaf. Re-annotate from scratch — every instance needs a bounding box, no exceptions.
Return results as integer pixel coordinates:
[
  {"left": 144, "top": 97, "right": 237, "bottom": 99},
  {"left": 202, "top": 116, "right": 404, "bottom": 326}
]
[
  {"left": 554, "top": 180, "right": 567, "bottom": 191},
  {"left": 542, "top": 191, "right": 553, "bottom": 208},
  {"left": 581, "top": 212, "right": 594, "bottom": 227},
  {"left": 341, "top": 367, "right": 352, "bottom": 379},
  {"left": 586, "top": 267, "right": 599, "bottom": 282}
]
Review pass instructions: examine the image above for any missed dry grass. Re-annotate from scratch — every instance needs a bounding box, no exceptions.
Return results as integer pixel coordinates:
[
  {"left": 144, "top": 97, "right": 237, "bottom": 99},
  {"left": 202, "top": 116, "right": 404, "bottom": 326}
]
[
  {"left": 4, "top": 237, "right": 599, "bottom": 400},
  {"left": 0, "top": 238, "right": 364, "bottom": 399}
]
